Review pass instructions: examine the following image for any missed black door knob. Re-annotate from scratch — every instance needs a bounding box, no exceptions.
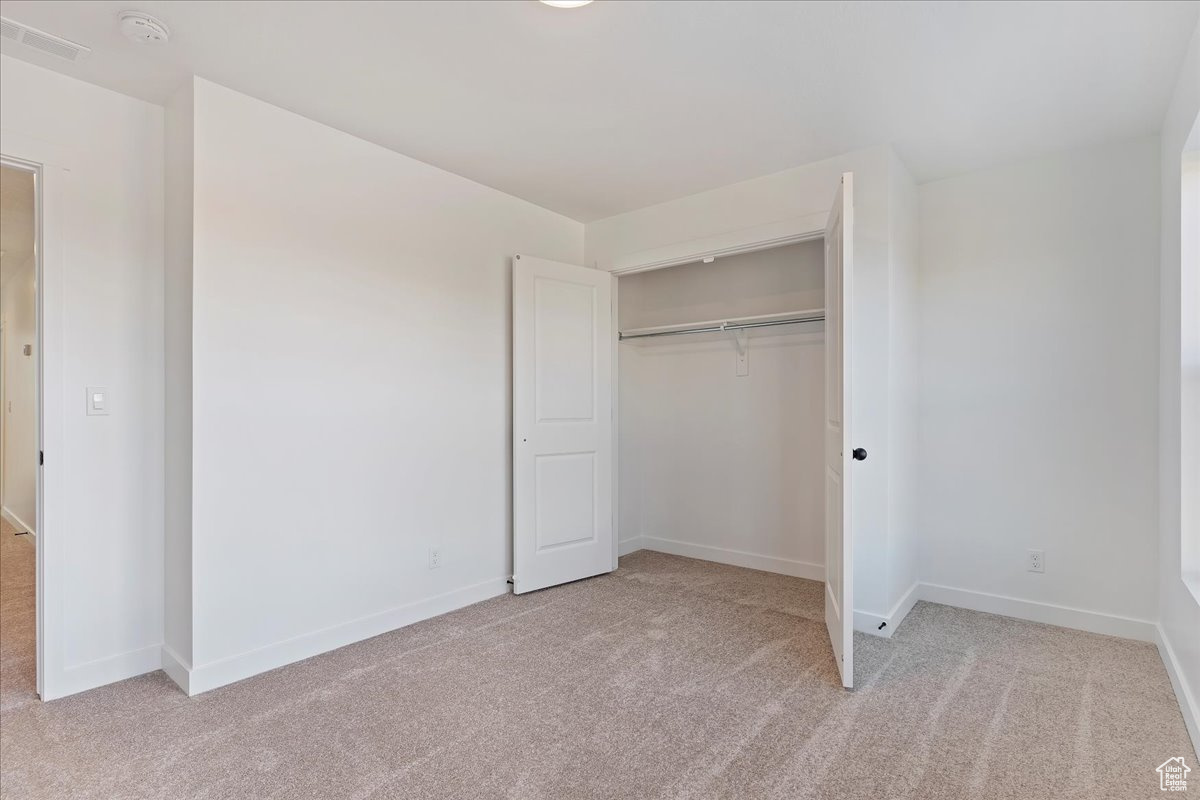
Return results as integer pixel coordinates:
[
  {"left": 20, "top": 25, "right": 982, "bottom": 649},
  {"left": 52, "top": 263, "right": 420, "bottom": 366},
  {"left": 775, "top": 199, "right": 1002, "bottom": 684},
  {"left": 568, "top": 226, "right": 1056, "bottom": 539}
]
[{"left": 852, "top": 448, "right": 867, "bottom": 461}]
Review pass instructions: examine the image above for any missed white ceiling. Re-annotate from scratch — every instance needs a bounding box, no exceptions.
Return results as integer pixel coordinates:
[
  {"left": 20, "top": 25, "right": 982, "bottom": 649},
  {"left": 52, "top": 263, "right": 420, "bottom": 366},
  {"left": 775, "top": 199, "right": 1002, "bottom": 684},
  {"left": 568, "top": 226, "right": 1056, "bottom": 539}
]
[
  {"left": 1, "top": 1, "right": 1197, "bottom": 221},
  {"left": 0, "top": 166, "right": 35, "bottom": 285}
]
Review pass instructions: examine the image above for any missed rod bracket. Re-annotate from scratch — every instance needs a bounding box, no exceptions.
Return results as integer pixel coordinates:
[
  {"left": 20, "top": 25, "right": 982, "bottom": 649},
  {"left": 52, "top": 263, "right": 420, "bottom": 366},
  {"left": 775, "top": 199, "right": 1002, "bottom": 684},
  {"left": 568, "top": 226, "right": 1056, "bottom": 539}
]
[
  {"left": 721, "top": 322, "right": 749, "bottom": 356},
  {"left": 721, "top": 323, "right": 750, "bottom": 376}
]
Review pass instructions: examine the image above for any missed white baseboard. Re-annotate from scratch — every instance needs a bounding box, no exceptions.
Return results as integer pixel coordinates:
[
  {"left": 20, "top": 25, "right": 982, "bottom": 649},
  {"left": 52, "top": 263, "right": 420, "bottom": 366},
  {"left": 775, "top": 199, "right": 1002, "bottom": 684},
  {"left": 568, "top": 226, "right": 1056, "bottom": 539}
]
[
  {"left": 855, "top": 581, "right": 920, "bottom": 638},
  {"left": 182, "top": 577, "right": 509, "bottom": 696},
  {"left": 853, "top": 610, "right": 886, "bottom": 635},
  {"left": 45, "top": 644, "right": 162, "bottom": 700},
  {"left": 1156, "top": 624, "right": 1200, "bottom": 757},
  {"left": 620, "top": 544, "right": 1157, "bottom": 647},
  {"left": 1, "top": 506, "right": 35, "bottom": 539},
  {"left": 919, "top": 582, "right": 1157, "bottom": 642},
  {"left": 640, "top": 536, "right": 825, "bottom": 582},
  {"left": 618, "top": 537, "right": 644, "bottom": 557},
  {"left": 160, "top": 644, "right": 192, "bottom": 695}
]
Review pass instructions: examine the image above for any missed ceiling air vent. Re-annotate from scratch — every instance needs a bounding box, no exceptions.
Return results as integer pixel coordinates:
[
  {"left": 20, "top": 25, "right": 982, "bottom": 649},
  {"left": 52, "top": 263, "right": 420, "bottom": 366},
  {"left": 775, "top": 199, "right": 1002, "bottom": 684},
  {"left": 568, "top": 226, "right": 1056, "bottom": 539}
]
[{"left": 0, "top": 17, "right": 90, "bottom": 62}]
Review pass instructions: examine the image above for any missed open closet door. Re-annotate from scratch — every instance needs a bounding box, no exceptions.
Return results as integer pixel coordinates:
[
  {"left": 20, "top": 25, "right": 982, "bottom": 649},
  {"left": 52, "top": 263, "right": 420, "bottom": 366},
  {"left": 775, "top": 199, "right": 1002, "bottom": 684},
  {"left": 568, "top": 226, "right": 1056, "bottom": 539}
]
[
  {"left": 512, "top": 254, "right": 616, "bottom": 594},
  {"left": 824, "top": 174, "right": 855, "bottom": 688}
]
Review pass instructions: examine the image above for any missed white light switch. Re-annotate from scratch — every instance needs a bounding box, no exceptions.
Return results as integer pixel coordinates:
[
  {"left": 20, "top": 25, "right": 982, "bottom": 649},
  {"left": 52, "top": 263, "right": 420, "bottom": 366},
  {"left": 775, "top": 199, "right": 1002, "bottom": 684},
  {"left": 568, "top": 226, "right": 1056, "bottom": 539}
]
[{"left": 86, "top": 386, "right": 109, "bottom": 416}]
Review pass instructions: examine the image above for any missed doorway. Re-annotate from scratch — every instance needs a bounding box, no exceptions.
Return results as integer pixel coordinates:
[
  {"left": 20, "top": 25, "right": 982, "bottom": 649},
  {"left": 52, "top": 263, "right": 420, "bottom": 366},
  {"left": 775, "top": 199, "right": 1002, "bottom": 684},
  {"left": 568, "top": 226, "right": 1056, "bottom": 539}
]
[
  {"left": 0, "top": 160, "right": 39, "bottom": 708},
  {"left": 511, "top": 175, "right": 857, "bottom": 687}
]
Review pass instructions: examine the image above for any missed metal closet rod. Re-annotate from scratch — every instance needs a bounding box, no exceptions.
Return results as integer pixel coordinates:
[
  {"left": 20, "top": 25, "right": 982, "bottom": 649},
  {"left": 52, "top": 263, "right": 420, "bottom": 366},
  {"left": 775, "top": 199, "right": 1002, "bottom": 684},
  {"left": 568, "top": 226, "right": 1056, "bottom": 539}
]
[{"left": 618, "top": 313, "right": 825, "bottom": 341}]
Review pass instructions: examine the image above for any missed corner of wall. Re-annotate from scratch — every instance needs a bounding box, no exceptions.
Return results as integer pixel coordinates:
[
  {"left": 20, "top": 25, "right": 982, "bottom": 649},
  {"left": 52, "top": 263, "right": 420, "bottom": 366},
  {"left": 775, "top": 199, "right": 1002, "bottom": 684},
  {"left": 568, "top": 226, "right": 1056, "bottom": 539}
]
[
  {"left": 885, "top": 148, "right": 921, "bottom": 614},
  {"left": 163, "top": 78, "right": 196, "bottom": 666}
]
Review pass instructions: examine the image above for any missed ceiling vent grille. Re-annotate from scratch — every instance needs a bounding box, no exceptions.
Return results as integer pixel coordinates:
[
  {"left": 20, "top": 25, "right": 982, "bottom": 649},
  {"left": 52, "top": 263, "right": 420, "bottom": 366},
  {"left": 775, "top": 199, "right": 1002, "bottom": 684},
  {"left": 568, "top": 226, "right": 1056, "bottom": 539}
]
[{"left": 0, "top": 17, "right": 90, "bottom": 62}]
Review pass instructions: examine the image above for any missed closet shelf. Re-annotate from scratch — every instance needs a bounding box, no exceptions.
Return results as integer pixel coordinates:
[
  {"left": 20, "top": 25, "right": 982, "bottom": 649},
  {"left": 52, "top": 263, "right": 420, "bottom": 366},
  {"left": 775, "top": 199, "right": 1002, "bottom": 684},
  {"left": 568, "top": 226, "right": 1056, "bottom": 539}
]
[{"left": 618, "top": 308, "right": 825, "bottom": 342}]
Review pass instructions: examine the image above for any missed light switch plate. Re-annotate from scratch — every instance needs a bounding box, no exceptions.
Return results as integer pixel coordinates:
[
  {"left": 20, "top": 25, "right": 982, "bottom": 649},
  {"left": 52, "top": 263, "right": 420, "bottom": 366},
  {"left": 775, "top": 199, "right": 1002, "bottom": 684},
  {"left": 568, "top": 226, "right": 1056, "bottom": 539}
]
[{"left": 86, "top": 386, "right": 109, "bottom": 416}]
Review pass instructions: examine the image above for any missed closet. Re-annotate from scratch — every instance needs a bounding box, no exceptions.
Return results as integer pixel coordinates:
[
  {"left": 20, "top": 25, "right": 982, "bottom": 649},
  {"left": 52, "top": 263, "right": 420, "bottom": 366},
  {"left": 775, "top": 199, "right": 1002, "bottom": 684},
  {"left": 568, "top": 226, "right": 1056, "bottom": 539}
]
[
  {"left": 512, "top": 175, "right": 856, "bottom": 687},
  {"left": 615, "top": 241, "right": 826, "bottom": 583}
]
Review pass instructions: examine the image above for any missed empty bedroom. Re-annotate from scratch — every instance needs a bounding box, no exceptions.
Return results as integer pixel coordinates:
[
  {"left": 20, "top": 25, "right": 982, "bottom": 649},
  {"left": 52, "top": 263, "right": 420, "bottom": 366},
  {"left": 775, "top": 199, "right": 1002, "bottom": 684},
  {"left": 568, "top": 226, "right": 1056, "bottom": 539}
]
[{"left": 0, "top": 1, "right": 1197, "bottom": 798}]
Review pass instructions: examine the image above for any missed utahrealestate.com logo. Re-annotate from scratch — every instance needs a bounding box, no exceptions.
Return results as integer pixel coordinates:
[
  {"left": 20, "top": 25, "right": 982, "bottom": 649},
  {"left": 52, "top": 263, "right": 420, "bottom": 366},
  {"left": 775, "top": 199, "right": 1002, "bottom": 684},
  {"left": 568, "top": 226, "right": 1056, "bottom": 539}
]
[{"left": 1158, "top": 757, "right": 1191, "bottom": 792}]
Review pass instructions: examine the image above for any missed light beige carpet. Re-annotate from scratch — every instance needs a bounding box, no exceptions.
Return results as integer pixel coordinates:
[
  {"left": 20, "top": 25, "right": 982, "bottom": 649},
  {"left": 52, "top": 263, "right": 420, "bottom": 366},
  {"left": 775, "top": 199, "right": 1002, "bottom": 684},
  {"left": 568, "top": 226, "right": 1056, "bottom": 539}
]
[
  {"left": 0, "top": 547, "right": 1195, "bottom": 799},
  {"left": 0, "top": 517, "right": 36, "bottom": 714}
]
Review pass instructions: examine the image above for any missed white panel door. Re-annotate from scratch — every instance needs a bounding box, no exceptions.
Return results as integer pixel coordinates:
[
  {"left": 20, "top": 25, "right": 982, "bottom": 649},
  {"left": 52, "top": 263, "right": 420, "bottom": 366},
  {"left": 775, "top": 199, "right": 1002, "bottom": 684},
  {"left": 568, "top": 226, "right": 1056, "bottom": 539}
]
[
  {"left": 513, "top": 254, "right": 615, "bottom": 594},
  {"left": 824, "top": 174, "right": 855, "bottom": 688}
]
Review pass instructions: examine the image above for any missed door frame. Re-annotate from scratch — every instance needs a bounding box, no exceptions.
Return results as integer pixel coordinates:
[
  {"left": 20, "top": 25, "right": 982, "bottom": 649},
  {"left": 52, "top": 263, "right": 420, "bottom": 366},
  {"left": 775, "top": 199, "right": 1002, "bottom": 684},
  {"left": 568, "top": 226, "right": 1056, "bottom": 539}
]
[
  {"left": 2, "top": 131, "right": 68, "bottom": 701},
  {"left": 605, "top": 210, "right": 831, "bottom": 560}
]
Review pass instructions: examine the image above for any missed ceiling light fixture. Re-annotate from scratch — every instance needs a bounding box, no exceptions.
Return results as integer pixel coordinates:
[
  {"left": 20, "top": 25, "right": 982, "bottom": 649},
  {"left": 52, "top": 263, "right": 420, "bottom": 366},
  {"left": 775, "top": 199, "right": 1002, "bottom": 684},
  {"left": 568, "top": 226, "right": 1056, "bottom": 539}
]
[
  {"left": 118, "top": 11, "right": 169, "bottom": 45},
  {"left": 539, "top": 1, "right": 594, "bottom": 8}
]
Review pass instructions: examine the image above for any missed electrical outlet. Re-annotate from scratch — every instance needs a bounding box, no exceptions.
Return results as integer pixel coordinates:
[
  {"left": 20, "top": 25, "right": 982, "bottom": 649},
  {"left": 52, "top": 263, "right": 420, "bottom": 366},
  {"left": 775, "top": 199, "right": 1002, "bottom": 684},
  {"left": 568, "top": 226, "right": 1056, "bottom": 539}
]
[
  {"left": 428, "top": 547, "right": 442, "bottom": 569},
  {"left": 1027, "top": 549, "right": 1044, "bottom": 573}
]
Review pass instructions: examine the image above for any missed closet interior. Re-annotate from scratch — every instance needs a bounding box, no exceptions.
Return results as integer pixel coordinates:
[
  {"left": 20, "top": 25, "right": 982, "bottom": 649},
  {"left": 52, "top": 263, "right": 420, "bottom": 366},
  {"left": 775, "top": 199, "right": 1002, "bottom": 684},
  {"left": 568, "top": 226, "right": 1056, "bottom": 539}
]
[{"left": 615, "top": 238, "right": 828, "bottom": 579}]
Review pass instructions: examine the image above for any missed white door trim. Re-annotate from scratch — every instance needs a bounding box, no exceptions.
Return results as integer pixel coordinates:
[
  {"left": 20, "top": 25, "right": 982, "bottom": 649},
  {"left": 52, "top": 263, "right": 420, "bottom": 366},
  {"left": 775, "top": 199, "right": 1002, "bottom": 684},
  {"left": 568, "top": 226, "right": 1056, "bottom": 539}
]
[{"left": 2, "top": 130, "right": 69, "bottom": 701}]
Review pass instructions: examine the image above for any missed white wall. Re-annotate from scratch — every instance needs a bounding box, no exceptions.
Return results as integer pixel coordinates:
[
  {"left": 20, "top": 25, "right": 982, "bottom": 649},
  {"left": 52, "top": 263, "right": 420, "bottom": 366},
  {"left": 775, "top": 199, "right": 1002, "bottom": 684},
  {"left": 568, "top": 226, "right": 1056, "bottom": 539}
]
[
  {"left": 617, "top": 242, "right": 826, "bottom": 576},
  {"left": 172, "top": 79, "right": 583, "bottom": 692},
  {"left": 588, "top": 146, "right": 911, "bottom": 625},
  {"left": 0, "top": 56, "right": 165, "bottom": 696},
  {"left": 1, "top": 254, "right": 37, "bottom": 532},
  {"left": 917, "top": 136, "right": 1161, "bottom": 625},
  {"left": 1159, "top": 17, "right": 1200, "bottom": 751}
]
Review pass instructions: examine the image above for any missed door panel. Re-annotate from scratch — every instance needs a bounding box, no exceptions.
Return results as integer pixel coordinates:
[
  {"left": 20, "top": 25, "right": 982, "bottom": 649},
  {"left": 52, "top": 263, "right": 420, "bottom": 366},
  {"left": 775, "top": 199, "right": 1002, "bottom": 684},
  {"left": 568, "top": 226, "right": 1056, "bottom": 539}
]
[
  {"left": 534, "top": 278, "right": 596, "bottom": 422},
  {"left": 824, "top": 174, "right": 854, "bottom": 688},
  {"left": 535, "top": 452, "right": 596, "bottom": 550},
  {"left": 513, "top": 254, "right": 615, "bottom": 594}
]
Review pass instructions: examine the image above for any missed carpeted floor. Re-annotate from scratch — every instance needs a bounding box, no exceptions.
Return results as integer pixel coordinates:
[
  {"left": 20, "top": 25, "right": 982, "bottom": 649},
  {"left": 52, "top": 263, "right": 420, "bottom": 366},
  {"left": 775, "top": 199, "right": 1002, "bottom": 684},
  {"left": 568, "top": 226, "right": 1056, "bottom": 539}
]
[
  {"left": 0, "top": 518, "right": 36, "bottom": 714},
  {"left": 0, "top": 545, "right": 1195, "bottom": 799}
]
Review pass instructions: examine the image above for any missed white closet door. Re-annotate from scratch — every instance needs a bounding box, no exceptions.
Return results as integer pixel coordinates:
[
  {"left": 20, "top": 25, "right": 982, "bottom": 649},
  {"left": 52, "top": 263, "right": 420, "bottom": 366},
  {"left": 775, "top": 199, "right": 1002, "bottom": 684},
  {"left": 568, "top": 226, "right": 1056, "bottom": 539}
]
[
  {"left": 824, "top": 174, "right": 855, "bottom": 688},
  {"left": 512, "top": 254, "right": 616, "bottom": 594}
]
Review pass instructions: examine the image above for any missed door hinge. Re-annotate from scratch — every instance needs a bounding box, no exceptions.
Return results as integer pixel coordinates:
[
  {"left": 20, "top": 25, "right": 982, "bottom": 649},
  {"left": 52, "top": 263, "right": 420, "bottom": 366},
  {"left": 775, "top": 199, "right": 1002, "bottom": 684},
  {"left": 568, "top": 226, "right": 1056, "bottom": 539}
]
[{"left": 39, "top": 450, "right": 43, "bottom": 466}]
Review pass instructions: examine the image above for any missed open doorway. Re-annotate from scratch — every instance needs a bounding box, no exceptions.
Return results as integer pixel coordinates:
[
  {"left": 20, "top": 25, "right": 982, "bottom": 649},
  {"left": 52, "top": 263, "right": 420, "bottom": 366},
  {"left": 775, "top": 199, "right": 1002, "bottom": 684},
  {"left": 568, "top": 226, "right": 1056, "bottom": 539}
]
[
  {"left": 511, "top": 175, "right": 858, "bottom": 687},
  {"left": 0, "top": 161, "right": 39, "bottom": 709}
]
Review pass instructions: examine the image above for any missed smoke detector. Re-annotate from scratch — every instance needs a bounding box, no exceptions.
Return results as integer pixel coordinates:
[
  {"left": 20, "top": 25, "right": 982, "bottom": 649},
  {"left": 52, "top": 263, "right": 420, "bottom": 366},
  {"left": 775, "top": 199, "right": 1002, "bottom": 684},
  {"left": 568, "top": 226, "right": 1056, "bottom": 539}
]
[{"left": 118, "top": 11, "right": 169, "bottom": 45}]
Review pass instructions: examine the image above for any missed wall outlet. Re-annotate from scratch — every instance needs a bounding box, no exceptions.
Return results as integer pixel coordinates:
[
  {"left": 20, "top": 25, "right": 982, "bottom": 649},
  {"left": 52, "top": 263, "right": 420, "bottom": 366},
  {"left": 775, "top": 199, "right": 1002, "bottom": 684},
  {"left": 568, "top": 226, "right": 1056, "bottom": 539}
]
[
  {"left": 428, "top": 547, "right": 442, "bottom": 569},
  {"left": 1026, "top": 549, "right": 1044, "bottom": 573}
]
